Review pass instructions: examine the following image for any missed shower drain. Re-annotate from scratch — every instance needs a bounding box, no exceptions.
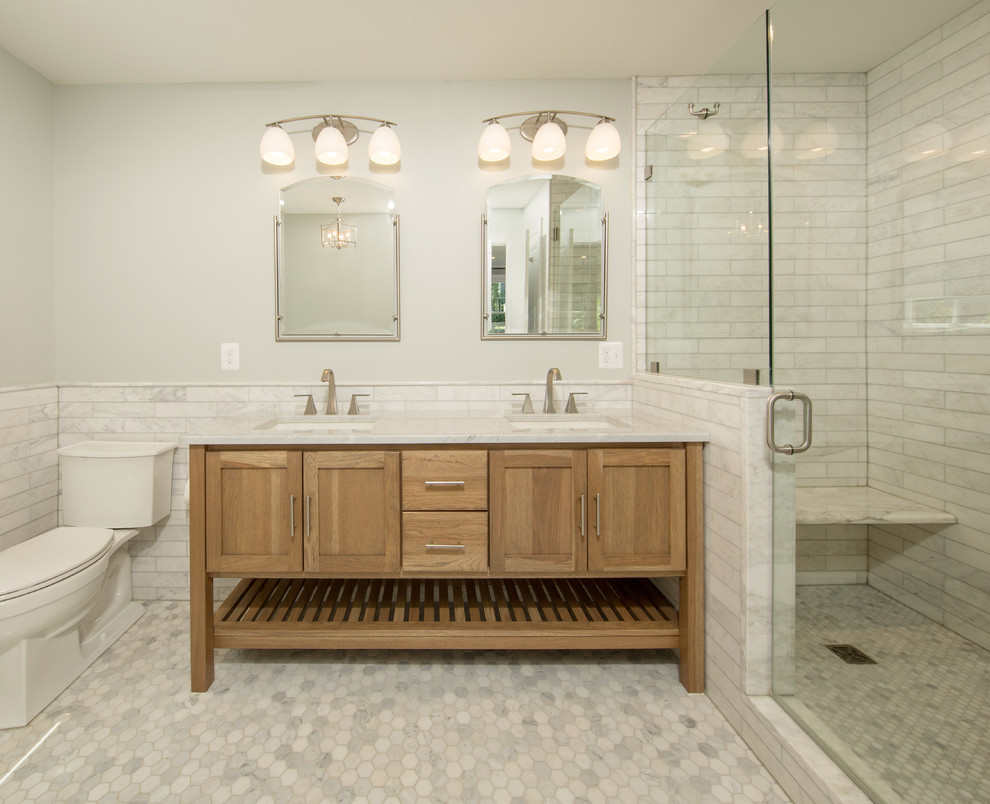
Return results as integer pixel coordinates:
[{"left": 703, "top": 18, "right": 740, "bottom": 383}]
[{"left": 824, "top": 644, "right": 877, "bottom": 664}]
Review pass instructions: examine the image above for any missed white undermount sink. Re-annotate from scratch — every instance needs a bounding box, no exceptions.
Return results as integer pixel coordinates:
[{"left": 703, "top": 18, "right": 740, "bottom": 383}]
[
  {"left": 505, "top": 414, "right": 624, "bottom": 431},
  {"left": 254, "top": 416, "right": 375, "bottom": 433}
]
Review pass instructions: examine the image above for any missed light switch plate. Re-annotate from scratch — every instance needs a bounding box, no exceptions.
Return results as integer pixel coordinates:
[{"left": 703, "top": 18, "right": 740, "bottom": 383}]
[{"left": 598, "top": 342, "right": 623, "bottom": 369}]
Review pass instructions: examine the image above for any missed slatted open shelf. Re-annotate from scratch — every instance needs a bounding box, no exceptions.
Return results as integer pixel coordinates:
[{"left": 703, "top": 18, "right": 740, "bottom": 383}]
[{"left": 214, "top": 577, "right": 680, "bottom": 651}]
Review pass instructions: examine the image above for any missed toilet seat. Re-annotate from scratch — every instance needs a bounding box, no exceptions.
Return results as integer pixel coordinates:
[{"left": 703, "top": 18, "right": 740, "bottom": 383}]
[{"left": 0, "top": 527, "right": 114, "bottom": 603}]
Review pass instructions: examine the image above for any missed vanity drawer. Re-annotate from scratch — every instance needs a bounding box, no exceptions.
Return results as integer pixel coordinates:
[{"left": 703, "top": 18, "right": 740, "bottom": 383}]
[
  {"left": 402, "top": 512, "right": 488, "bottom": 572},
  {"left": 402, "top": 450, "right": 488, "bottom": 511}
]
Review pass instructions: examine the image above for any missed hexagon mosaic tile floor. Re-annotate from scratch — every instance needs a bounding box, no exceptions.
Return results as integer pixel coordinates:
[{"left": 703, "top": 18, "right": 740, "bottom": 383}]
[
  {"left": 0, "top": 601, "right": 790, "bottom": 803},
  {"left": 789, "top": 585, "right": 990, "bottom": 804}
]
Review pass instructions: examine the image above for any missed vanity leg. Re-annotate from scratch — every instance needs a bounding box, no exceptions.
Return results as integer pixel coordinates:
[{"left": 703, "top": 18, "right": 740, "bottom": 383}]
[
  {"left": 189, "top": 445, "right": 214, "bottom": 692},
  {"left": 679, "top": 442, "right": 705, "bottom": 693}
]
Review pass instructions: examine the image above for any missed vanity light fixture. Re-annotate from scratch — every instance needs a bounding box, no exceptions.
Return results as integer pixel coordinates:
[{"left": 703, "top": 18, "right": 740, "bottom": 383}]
[
  {"left": 321, "top": 197, "right": 357, "bottom": 250},
  {"left": 478, "top": 111, "right": 620, "bottom": 164},
  {"left": 260, "top": 115, "right": 400, "bottom": 168}
]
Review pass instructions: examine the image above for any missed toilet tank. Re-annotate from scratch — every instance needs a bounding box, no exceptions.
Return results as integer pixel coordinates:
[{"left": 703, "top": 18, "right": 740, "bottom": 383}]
[{"left": 57, "top": 441, "right": 177, "bottom": 528}]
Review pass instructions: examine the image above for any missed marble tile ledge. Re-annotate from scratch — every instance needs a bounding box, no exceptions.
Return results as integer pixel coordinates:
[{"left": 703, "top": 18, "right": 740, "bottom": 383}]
[
  {"left": 178, "top": 408, "right": 710, "bottom": 446},
  {"left": 796, "top": 487, "right": 957, "bottom": 527}
]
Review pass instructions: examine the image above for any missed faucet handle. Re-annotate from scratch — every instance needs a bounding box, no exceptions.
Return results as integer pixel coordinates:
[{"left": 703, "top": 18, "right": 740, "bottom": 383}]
[
  {"left": 294, "top": 394, "right": 317, "bottom": 415},
  {"left": 565, "top": 392, "right": 588, "bottom": 414},
  {"left": 348, "top": 393, "right": 370, "bottom": 415},
  {"left": 511, "top": 392, "right": 535, "bottom": 414}
]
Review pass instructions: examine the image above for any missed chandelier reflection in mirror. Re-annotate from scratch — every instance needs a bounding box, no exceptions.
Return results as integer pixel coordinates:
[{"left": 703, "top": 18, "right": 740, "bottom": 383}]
[
  {"left": 478, "top": 111, "right": 620, "bottom": 164},
  {"left": 321, "top": 197, "right": 357, "bottom": 250}
]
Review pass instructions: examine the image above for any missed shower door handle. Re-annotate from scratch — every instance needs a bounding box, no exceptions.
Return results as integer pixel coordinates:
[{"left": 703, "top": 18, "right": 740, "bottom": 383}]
[{"left": 767, "top": 391, "right": 813, "bottom": 455}]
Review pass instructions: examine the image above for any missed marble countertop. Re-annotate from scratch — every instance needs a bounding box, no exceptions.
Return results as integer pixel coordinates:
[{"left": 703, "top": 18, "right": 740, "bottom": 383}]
[{"left": 180, "top": 409, "right": 709, "bottom": 446}]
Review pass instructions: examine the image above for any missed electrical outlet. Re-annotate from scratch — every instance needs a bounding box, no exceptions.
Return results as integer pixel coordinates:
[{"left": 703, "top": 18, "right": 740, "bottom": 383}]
[
  {"left": 598, "top": 342, "right": 623, "bottom": 369},
  {"left": 220, "top": 343, "right": 240, "bottom": 371}
]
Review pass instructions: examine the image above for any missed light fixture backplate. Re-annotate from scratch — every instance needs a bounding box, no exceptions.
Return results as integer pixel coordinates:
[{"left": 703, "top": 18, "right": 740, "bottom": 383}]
[
  {"left": 519, "top": 114, "right": 568, "bottom": 143},
  {"left": 311, "top": 119, "right": 360, "bottom": 145}
]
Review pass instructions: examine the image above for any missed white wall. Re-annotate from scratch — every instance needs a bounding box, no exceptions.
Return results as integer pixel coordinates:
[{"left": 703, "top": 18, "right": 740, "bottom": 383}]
[
  {"left": 0, "top": 47, "right": 56, "bottom": 387},
  {"left": 53, "top": 80, "right": 631, "bottom": 384}
]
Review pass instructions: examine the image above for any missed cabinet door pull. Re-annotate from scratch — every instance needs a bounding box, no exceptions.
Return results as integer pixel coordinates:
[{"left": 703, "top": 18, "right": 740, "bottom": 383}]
[
  {"left": 305, "top": 495, "right": 311, "bottom": 538},
  {"left": 425, "top": 543, "right": 467, "bottom": 550},
  {"left": 579, "top": 494, "right": 586, "bottom": 538},
  {"left": 424, "top": 480, "right": 466, "bottom": 488},
  {"left": 595, "top": 493, "right": 601, "bottom": 536},
  {"left": 289, "top": 494, "right": 296, "bottom": 537}
]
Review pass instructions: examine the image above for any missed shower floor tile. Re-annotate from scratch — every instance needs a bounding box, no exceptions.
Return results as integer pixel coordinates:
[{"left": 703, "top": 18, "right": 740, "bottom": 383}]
[
  {"left": 0, "top": 601, "right": 789, "bottom": 803},
  {"left": 791, "top": 585, "right": 990, "bottom": 804}
]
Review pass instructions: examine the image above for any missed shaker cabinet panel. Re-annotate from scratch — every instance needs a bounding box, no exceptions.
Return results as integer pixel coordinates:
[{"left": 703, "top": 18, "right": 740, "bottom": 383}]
[
  {"left": 489, "top": 450, "right": 587, "bottom": 574},
  {"left": 304, "top": 451, "right": 401, "bottom": 573},
  {"left": 205, "top": 451, "right": 303, "bottom": 573},
  {"left": 587, "top": 448, "right": 686, "bottom": 573},
  {"left": 401, "top": 450, "right": 488, "bottom": 511}
]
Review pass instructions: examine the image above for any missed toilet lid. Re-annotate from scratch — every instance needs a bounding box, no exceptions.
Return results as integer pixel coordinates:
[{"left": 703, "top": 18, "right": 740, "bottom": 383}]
[{"left": 0, "top": 527, "right": 115, "bottom": 602}]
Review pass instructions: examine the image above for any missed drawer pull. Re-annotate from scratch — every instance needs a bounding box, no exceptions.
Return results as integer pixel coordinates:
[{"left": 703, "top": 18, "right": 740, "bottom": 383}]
[
  {"left": 424, "top": 481, "right": 466, "bottom": 488},
  {"left": 425, "top": 543, "right": 467, "bottom": 550}
]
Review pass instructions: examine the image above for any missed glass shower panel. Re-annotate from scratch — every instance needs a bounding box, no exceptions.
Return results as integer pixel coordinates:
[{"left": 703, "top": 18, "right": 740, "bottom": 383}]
[
  {"left": 768, "top": 0, "right": 990, "bottom": 801},
  {"left": 644, "top": 13, "right": 771, "bottom": 384}
]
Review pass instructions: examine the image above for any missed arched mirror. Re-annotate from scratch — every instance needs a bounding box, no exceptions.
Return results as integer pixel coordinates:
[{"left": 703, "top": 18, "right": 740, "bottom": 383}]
[
  {"left": 482, "top": 174, "right": 606, "bottom": 339},
  {"left": 276, "top": 176, "right": 399, "bottom": 340}
]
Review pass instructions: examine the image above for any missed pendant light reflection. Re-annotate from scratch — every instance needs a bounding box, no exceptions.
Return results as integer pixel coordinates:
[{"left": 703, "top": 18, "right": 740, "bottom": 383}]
[
  {"left": 321, "top": 197, "right": 357, "bottom": 250},
  {"left": 682, "top": 121, "right": 730, "bottom": 160},
  {"left": 795, "top": 119, "right": 839, "bottom": 160}
]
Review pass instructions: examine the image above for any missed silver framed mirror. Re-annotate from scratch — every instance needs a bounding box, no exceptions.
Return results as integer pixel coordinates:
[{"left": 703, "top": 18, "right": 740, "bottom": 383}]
[
  {"left": 275, "top": 176, "right": 399, "bottom": 341},
  {"left": 482, "top": 174, "right": 606, "bottom": 339}
]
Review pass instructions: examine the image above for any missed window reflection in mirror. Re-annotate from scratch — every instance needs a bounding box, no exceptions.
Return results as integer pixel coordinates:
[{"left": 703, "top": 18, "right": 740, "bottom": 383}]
[
  {"left": 483, "top": 174, "right": 606, "bottom": 339},
  {"left": 276, "top": 176, "right": 399, "bottom": 341}
]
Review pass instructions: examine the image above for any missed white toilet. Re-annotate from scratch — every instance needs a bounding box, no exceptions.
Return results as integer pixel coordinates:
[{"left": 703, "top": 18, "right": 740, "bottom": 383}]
[{"left": 0, "top": 440, "right": 176, "bottom": 729}]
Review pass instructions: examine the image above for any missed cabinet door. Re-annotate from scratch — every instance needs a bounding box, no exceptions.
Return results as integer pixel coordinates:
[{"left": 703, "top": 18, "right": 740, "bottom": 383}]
[
  {"left": 206, "top": 450, "right": 302, "bottom": 573},
  {"left": 304, "top": 451, "right": 401, "bottom": 573},
  {"left": 490, "top": 450, "right": 587, "bottom": 574},
  {"left": 587, "top": 448, "right": 686, "bottom": 573}
]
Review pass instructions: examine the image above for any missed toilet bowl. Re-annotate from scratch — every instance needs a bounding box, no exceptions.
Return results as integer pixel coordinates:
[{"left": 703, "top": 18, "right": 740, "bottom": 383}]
[{"left": 0, "top": 440, "right": 176, "bottom": 730}]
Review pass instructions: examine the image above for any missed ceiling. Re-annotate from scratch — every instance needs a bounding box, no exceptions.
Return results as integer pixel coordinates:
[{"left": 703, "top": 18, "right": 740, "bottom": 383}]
[{"left": 0, "top": 0, "right": 979, "bottom": 85}]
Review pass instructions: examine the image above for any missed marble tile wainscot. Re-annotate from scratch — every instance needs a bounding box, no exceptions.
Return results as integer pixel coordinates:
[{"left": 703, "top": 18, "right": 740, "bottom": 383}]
[{"left": 57, "top": 381, "right": 632, "bottom": 602}]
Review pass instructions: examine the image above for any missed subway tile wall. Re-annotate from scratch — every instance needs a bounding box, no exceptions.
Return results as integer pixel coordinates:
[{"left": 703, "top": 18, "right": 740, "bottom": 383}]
[
  {"left": 864, "top": 0, "right": 990, "bottom": 650},
  {"left": 0, "top": 385, "right": 58, "bottom": 553},
  {"left": 636, "top": 72, "right": 868, "bottom": 587}
]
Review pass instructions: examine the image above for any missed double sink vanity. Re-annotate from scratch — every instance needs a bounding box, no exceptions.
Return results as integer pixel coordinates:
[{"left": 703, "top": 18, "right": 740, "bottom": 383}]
[{"left": 186, "top": 394, "right": 708, "bottom": 695}]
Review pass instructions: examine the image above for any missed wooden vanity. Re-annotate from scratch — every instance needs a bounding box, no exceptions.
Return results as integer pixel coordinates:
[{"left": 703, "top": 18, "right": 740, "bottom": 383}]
[{"left": 188, "top": 439, "right": 704, "bottom": 693}]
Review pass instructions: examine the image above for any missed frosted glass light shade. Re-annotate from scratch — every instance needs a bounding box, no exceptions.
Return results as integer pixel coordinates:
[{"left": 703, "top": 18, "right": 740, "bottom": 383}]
[
  {"left": 585, "top": 120, "right": 620, "bottom": 161},
  {"left": 260, "top": 125, "right": 294, "bottom": 166},
  {"left": 532, "top": 120, "right": 566, "bottom": 161},
  {"left": 315, "top": 125, "right": 349, "bottom": 166},
  {"left": 369, "top": 124, "right": 401, "bottom": 165},
  {"left": 479, "top": 121, "right": 511, "bottom": 161}
]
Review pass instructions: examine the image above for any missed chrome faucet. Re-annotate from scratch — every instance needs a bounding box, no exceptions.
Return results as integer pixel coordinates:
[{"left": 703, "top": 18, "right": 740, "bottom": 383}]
[
  {"left": 320, "top": 369, "right": 337, "bottom": 415},
  {"left": 543, "top": 367, "right": 562, "bottom": 414}
]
